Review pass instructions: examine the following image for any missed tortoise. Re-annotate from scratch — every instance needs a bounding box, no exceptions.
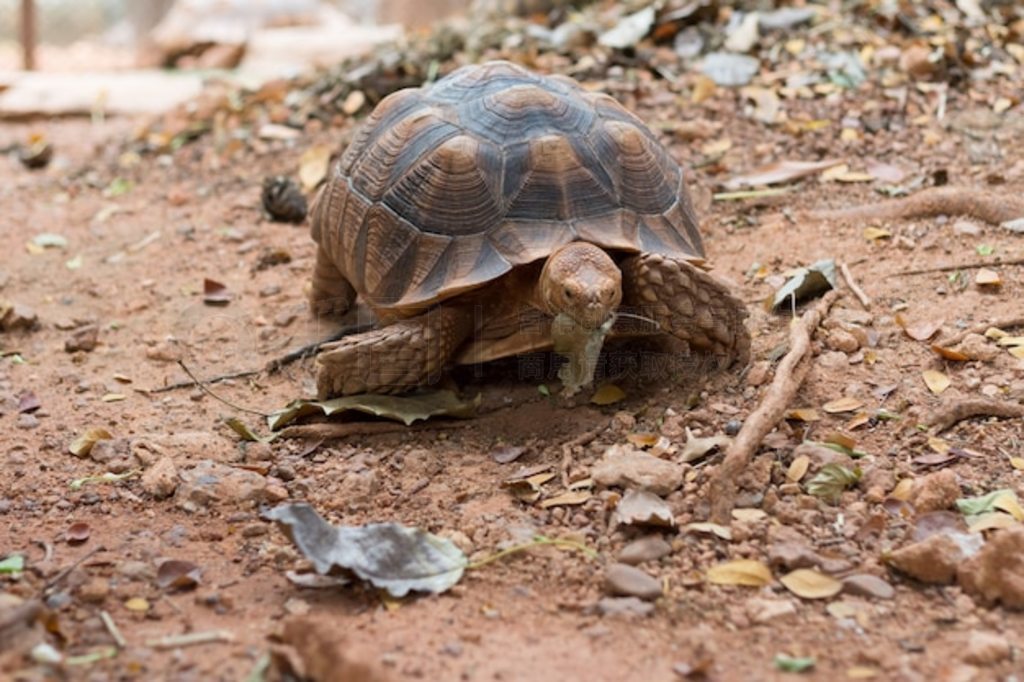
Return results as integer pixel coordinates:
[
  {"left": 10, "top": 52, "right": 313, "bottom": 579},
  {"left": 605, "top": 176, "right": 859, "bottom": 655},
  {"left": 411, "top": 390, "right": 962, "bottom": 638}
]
[{"left": 308, "top": 60, "right": 749, "bottom": 398}]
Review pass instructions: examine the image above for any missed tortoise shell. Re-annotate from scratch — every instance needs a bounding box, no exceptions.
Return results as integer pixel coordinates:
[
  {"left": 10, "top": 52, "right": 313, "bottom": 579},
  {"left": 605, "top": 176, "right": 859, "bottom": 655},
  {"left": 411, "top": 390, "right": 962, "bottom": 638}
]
[{"left": 311, "top": 60, "right": 705, "bottom": 313}]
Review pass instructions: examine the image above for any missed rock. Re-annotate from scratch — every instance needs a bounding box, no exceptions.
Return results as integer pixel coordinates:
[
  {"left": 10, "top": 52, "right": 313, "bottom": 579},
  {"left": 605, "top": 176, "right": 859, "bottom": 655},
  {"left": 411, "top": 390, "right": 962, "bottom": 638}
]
[
  {"left": 603, "top": 563, "right": 662, "bottom": 601},
  {"left": 952, "top": 219, "right": 982, "bottom": 236},
  {"left": 767, "top": 539, "right": 851, "bottom": 574},
  {"left": 958, "top": 527, "right": 1024, "bottom": 609},
  {"left": 961, "top": 630, "right": 1011, "bottom": 666},
  {"left": 745, "top": 361, "right": 771, "bottom": 387},
  {"left": 900, "top": 44, "right": 937, "bottom": 79},
  {"left": 89, "top": 438, "right": 131, "bottom": 464},
  {"left": 841, "top": 574, "right": 895, "bottom": 600},
  {"left": 745, "top": 597, "right": 797, "bottom": 624},
  {"left": 910, "top": 469, "right": 960, "bottom": 513},
  {"left": 958, "top": 334, "right": 999, "bottom": 363},
  {"left": 176, "top": 460, "right": 267, "bottom": 510},
  {"left": 141, "top": 457, "right": 179, "bottom": 499},
  {"left": 592, "top": 445, "right": 683, "bottom": 496},
  {"left": 65, "top": 324, "right": 99, "bottom": 352},
  {"left": 618, "top": 536, "right": 672, "bottom": 565},
  {"left": 15, "top": 414, "right": 38, "bottom": 430},
  {"left": 826, "top": 329, "right": 861, "bottom": 353},
  {"left": 613, "top": 490, "right": 676, "bottom": 529},
  {"left": 132, "top": 431, "right": 238, "bottom": 465},
  {"left": 77, "top": 577, "right": 110, "bottom": 604},
  {"left": 817, "top": 350, "right": 849, "bottom": 369},
  {"left": 888, "top": 531, "right": 983, "bottom": 584},
  {"left": 0, "top": 302, "right": 38, "bottom": 331},
  {"left": 595, "top": 597, "right": 655, "bottom": 619},
  {"left": 145, "top": 341, "right": 183, "bottom": 363},
  {"left": 792, "top": 442, "right": 853, "bottom": 472}
]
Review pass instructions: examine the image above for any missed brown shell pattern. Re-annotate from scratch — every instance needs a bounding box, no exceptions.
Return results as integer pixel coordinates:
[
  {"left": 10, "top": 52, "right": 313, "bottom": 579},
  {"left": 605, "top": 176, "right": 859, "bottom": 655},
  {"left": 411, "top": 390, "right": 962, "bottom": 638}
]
[{"left": 312, "top": 60, "right": 705, "bottom": 311}]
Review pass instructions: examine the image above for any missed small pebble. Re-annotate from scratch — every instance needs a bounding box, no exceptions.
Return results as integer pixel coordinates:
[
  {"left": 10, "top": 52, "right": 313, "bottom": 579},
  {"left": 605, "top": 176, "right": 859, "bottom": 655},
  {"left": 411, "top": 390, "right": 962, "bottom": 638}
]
[{"left": 604, "top": 563, "right": 662, "bottom": 600}]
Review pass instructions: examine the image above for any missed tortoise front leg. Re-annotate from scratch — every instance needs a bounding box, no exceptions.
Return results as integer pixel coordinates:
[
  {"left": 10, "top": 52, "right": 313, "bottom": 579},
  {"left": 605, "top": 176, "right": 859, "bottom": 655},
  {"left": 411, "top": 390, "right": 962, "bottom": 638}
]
[
  {"left": 620, "top": 254, "right": 750, "bottom": 369},
  {"left": 315, "top": 306, "right": 475, "bottom": 397}
]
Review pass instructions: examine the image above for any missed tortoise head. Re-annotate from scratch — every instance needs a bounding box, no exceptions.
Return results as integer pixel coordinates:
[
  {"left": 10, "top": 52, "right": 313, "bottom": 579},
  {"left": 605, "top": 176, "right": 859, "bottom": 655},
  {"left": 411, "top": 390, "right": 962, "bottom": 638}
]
[{"left": 540, "top": 242, "right": 622, "bottom": 329}]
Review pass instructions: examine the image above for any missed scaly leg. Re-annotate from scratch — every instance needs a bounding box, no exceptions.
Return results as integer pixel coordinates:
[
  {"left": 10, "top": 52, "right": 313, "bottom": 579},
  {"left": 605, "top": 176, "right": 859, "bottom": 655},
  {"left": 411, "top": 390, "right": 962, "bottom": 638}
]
[
  {"left": 315, "top": 306, "right": 475, "bottom": 397},
  {"left": 309, "top": 246, "right": 357, "bottom": 317},
  {"left": 620, "top": 254, "right": 750, "bottom": 370}
]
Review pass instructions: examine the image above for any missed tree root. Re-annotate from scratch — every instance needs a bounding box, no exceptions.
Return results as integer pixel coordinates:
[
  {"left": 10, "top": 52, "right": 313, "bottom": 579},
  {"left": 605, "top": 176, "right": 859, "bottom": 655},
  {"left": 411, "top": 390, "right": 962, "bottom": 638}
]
[
  {"left": 803, "top": 186, "right": 1024, "bottom": 225},
  {"left": 927, "top": 398, "right": 1024, "bottom": 434},
  {"left": 707, "top": 291, "right": 841, "bottom": 524}
]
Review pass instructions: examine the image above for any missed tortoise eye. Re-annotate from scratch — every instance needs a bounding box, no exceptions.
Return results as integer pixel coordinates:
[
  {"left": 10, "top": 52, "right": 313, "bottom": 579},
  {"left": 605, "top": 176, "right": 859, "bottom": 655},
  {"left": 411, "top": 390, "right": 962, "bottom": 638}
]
[{"left": 564, "top": 286, "right": 574, "bottom": 299}]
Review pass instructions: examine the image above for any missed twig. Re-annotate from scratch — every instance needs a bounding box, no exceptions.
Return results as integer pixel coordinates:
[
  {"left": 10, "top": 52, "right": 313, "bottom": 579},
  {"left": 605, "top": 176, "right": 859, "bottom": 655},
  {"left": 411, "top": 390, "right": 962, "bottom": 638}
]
[
  {"left": 560, "top": 424, "right": 605, "bottom": 488},
  {"left": 176, "top": 361, "right": 267, "bottom": 417},
  {"left": 147, "top": 369, "right": 259, "bottom": 394},
  {"left": 44, "top": 545, "right": 105, "bottom": 594},
  {"left": 927, "top": 398, "right": 1024, "bottom": 434},
  {"left": 467, "top": 535, "right": 598, "bottom": 570},
  {"left": 708, "top": 291, "right": 841, "bottom": 524},
  {"left": 839, "top": 262, "right": 872, "bottom": 309},
  {"left": 936, "top": 316, "right": 1024, "bottom": 348},
  {"left": 265, "top": 321, "right": 376, "bottom": 373},
  {"left": 893, "top": 257, "right": 1024, "bottom": 277},
  {"left": 146, "top": 630, "right": 235, "bottom": 650},
  {"left": 145, "top": 322, "right": 376, "bottom": 393},
  {"left": 713, "top": 188, "right": 792, "bottom": 202},
  {"left": 100, "top": 610, "right": 127, "bottom": 649}
]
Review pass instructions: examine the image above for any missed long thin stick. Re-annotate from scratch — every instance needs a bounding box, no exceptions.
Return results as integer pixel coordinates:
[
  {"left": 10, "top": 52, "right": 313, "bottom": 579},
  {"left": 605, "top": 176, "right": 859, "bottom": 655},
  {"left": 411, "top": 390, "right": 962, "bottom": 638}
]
[
  {"left": 146, "top": 630, "right": 234, "bottom": 650},
  {"left": 839, "top": 262, "right": 871, "bottom": 309},
  {"left": 936, "top": 316, "right": 1024, "bottom": 348},
  {"left": 893, "top": 257, "right": 1024, "bottom": 277},
  {"left": 176, "top": 361, "right": 267, "bottom": 417},
  {"left": 708, "top": 291, "right": 840, "bottom": 524},
  {"left": 100, "top": 611, "right": 127, "bottom": 649}
]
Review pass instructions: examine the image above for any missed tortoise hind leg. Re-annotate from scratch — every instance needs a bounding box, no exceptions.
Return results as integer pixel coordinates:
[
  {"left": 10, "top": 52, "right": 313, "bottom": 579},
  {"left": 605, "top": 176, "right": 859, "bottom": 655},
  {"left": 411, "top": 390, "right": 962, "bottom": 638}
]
[
  {"left": 620, "top": 254, "right": 750, "bottom": 369},
  {"left": 310, "top": 246, "right": 357, "bottom": 317},
  {"left": 315, "top": 306, "right": 475, "bottom": 398}
]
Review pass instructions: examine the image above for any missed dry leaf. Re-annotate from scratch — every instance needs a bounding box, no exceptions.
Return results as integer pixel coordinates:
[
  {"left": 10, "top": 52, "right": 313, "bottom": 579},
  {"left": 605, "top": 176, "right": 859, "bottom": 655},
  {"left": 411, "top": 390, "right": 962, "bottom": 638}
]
[
  {"left": 684, "top": 522, "right": 732, "bottom": 540},
  {"left": 896, "top": 314, "right": 942, "bottom": 341},
  {"left": 591, "top": 384, "right": 626, "bottom": 406},
  {"left": 846, "top": 412, "right": 871, "bottom": 430},
  {"left": 890, "top": 479, "right": 915, "bottom": 501},
  {"left": 787, "top": 455, "right": 810, "bottom": 483},
  {"left": 1010, "top": 457, "right": 1024, "bottom": 471},
  {"left": 298, "top": 145, "right": 332, "bottom": 192},
  {"left": 780, "top": 568, "right": 843, "bottom": 599},
  {"left": 863, "top": 227, "right": 891, "bottom": 241},
  {"left": 975, "top": 269, "right": 1002, "bottom": 287},
  {"left": 124, "top": 597, "right": 150, "bottom": 612},
  {"left": 927, "top": 436, "right": 950, "bottom": 454},
  {"left": 626, "top": 433, "right": 659, "bottom": 448},
  {"left": 203, "top": 278, "right": 232, "bottom": 306},
  {"left": 731, "top": 508, "right": 766, "bottom": 523},
  {"left": 706, "top": 559, "right": 772, "bottom": 587},
  {"left": 922, "top": 370, "right": 951, "bottom": 395},
  {"left": 680, "top": 428, "right": 731, "bottom": 463},
  {"left": 68, "top": 427, "right": 113, "bottom": 457},
  {"left": 701, "top": 138, "right": 733, "bottom": 156},
  {"left": 539, "top": 490, "right": 592, "bottom": 509},
  {"left": 823, "top": 397, "right": 863, "bottom": 414},
  {"left": 967, "top": 512, "right": 1019, "bottom": 533},
  {"left": 824, "top": 432, "right": 857, "bottom": 451},
  {"left": 66, "top": 522, "right": 91, "bottom": 544},
  {"left": 785, "top": 408, "right": 821, "bottom": 422},
  {"left": 724, "top": 159, "right": 844, "bottom": 190},
  {"left": 994, "top": 493, "right": 1024, "bottom": 521},
  {"left": 931, "top": 344, "right": 970, "bottom": 361}
]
